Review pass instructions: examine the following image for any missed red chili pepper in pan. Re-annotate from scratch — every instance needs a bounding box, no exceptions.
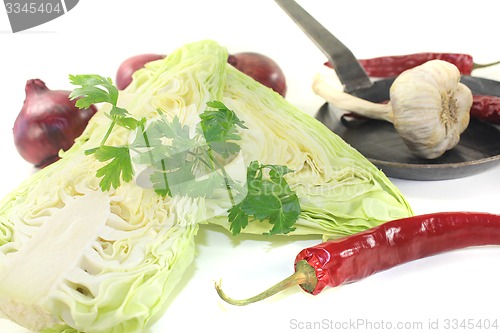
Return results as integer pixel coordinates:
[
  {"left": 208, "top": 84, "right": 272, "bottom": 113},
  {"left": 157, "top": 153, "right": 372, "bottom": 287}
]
[
  {"left": 325, "top": 53, "right": 500, "bottom": 77},
  {"left": 215, "top": 212, "right": 500, "bottom": 305},
  {"left": 341, "top": 95, "right": 500, "bottom": 126},
  {"left": 470, "top": 95, "right": 500, "bottom": 125}
]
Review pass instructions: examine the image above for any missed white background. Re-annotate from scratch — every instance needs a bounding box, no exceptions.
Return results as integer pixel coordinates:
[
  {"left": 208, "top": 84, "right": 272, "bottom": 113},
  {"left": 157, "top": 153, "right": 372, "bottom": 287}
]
[{"left": 1, "top": 1, "right": 500, "bottom": 332}]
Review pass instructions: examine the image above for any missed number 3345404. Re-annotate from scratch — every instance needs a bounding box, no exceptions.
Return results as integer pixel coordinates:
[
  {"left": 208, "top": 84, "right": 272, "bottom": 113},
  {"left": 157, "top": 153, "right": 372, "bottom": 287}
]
[{"left": 5, "top": 2, "right": 63, "bottom": 14}]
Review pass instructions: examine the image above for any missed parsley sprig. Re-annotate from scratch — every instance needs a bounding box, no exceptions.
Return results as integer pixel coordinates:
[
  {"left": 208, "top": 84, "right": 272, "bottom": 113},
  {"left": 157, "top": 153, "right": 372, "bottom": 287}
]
[
  {"left": 69, "top": 75, "right": 138, "bottom": 190},
  {"left": 228, "top": 161, "right": 300, "bottom": 235},
  {"left": 70, "top": 74, "right": 301, "bottom": 235}
]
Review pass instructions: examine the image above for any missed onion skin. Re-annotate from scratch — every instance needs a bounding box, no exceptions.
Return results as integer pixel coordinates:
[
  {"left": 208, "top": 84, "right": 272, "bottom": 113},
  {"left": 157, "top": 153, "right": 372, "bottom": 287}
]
[
  {"left": 228, "top": 52, "right": 287, "bottom": 97},
  {"left": 115, "top": 54, "right": 165, "bottom": 90},
  {"left": 13, "top": 79, "right": 97, "bottom": 168}
]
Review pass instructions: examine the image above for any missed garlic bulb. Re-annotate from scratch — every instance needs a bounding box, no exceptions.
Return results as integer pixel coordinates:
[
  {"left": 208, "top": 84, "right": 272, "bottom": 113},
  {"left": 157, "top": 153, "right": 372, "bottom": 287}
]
[
  {"left": 390, "top": 60, "right": 472, "bottom": 158},
  {"left": 313, "top": 59, "right": 473, "bottom": 159}
]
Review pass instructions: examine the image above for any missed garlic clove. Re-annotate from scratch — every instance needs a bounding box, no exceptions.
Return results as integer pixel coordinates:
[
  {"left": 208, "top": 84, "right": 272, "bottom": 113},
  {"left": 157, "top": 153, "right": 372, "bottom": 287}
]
[{"left": 389, "top": 60, "right": 473, "bottom": 159}]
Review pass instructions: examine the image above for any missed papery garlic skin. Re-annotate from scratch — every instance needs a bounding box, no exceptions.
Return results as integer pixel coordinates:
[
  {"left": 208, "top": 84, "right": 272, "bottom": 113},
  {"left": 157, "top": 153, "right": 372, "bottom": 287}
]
[{"left": 390, "top": 60, "right": 473, "bottom": 159}]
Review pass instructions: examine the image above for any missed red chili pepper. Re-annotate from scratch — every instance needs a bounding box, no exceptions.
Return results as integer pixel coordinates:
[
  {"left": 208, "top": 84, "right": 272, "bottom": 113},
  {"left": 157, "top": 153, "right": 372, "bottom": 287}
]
[
  {"left": 215, "top": 212, "right": 500, "bottom": 305},
  {"left": 470, "top": 95, "right": 500, "bottom": 125},
  {"left": 325, "top": 53, "right": 500, "bottom": 77},
  {"left": 341, "top": 95, "right": 500, "bottom": 126}
]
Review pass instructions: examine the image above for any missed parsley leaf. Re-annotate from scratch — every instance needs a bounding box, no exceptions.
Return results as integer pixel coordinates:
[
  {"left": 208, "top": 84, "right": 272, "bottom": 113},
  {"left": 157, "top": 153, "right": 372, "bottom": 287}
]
[
  {"left": 93, "top": 146, "right": 133, "bottom": 191},
  {"left": 69, "top": 74, "right": 119, "bottom": 107},
  {"left": 227, "top": 203, "right": 249, "bottom": 235},
  {"left": 228, "top": 161, "right": 300, "bottom": 236},
  {"left": 200, "top": 101, "right": 247, "bottom": 158},
  {"left": 133, "top": 114, "right": 201, "bottom": 197},
  {"left": 69, "top": 74, "right": 139, "bottom": 132},
  {"left": 133, "top": 115, "right": 193, "bottom": 167},
  {"left": 135, "top": 104, "right": 247, "bottom": 198}
]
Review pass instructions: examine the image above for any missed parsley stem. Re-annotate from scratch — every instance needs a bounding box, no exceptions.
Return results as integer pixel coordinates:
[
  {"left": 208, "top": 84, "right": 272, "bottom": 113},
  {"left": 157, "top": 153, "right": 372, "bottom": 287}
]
[
  {"left": 206, "top": 149, "right": 236, "bottom": 206},
  {"left": 139, "top": 120, "right": 155, "bottom": 165},
  {"left": 159, "top": 158, "right": 169, "bottom": 193},
  {"left": 184, "top": 150, "right": 216, "bottom": 178},
  {"left": 100, "top": 119, "right": 117, "bottom": 146}
]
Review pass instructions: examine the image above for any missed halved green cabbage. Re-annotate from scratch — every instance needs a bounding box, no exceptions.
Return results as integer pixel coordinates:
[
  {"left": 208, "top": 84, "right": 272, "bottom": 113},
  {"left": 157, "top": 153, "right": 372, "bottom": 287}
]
[{"left": 0, "top": 40, "right": 412, "bottom": 332}]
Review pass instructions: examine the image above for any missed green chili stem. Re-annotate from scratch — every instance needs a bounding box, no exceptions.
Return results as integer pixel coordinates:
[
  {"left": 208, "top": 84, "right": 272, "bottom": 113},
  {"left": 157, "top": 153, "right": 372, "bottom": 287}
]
[
  {"left": 214, "top": 260, "right": 318, "bottom": 306},
  {"left": 473, "top": 59, "right": 500, "bottom": 70}
]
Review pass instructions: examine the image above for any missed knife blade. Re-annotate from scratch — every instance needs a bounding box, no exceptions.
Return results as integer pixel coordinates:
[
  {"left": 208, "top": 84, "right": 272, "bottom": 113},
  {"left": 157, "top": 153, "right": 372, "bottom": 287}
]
[{"left": 274, "top": 0, "right": 372, "bottom": 93}]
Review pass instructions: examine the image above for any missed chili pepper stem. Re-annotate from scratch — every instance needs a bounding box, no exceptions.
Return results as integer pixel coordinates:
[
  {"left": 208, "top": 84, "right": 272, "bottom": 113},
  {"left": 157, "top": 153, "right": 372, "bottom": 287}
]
[
  {"left": 214, "top": 260, "right": 318, "bottom": 306},
  {"left": 473, "top": 59, "right": 500, "bottom": 71}
]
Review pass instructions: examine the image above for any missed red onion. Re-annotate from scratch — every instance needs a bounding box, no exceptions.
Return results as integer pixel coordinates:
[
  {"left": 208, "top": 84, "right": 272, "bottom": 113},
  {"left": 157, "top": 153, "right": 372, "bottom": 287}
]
[
  {"left": 116, "top": 54, "right": 165, "bottom": 90},
  {"left": 13, "top": 79, "right": 97, "bottom": 168},
  {"left": 228, "top": 52, "right": 287, "bottom": 97}
]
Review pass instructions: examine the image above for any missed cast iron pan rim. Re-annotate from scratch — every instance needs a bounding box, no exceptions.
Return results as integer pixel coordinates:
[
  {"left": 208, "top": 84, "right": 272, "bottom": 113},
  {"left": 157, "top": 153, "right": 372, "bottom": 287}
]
[{"left": 368, "top": 154, "right": 500, "bottom": 170}]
